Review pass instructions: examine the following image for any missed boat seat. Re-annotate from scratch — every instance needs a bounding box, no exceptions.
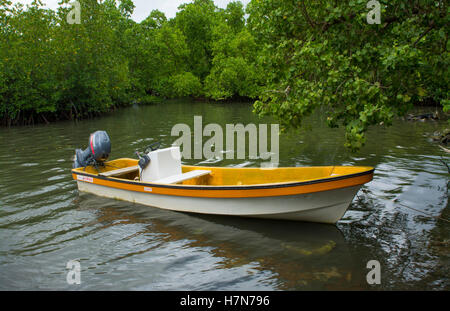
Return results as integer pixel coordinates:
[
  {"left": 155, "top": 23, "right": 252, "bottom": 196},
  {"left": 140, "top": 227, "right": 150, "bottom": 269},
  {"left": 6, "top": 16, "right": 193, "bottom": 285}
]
[
  {"left": 153, "top": 170, "right": 211, "bottom": 184},
  {"left": 99, "top": 165, "right": 139, "bottom": 177},
  {"left": 141, "top": 146, "right": 182, "bottom": 182}
]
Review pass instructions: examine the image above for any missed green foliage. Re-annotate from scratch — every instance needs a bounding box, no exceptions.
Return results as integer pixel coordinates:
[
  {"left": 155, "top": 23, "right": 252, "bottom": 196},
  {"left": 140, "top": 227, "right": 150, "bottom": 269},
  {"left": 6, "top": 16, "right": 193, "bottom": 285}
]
[
  {"left": 247, "top": 0, "right": 449, "bottom": 150},
  {"left": 167, "top": 72, "right": 203, "bottom": 98},
  {"left": 0, "top": 0, "right": 58, "bottom": 123},
  {"left": 224, "top": 1, "right": 245, "bottom": 33},
  {"left": 55, "top": 0, "right": 132, "bottom": 115},
  {"left": 0, "top": 0, "right": 260, "bottom": 126},
  {"left": 129, "top": 20, "right": 191, "bottom": 98},
  {"left": 204, "top": 23, "right": 263, "bottom": 100},
  {"left": 0, "top": 0, "right": 133, "bottom": 124},
  {"left": 2, "top": 0, "right": 446, "bottom": 146},
  {"left": 175, "top": 0, "right": 219, "bottom": 80}
]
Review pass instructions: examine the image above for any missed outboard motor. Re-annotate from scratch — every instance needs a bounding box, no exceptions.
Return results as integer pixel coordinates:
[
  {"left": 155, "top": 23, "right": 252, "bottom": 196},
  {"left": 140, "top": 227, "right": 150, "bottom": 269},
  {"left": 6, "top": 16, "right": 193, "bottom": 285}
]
[{"left": 73, "top": 131, "right": 111, "bottom": 168}]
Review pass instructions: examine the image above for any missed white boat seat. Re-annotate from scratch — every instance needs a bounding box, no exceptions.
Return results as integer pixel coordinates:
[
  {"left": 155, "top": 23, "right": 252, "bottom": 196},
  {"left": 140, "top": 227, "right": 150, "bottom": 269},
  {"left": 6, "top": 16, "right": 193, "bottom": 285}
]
[
  {"left": 153, "top": 170, "right": 211, "bottom": 184},
  {"left": 99, "top": 165, "right": 139, "bottom": 177},
  {"left": 140, "top": 147, "right": 182, "bottom": 182}
]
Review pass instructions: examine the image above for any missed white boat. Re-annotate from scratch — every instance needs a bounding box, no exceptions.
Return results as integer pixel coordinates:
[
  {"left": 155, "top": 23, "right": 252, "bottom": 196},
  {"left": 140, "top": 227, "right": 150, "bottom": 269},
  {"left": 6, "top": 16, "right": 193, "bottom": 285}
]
[{"left": 72, "top": 144, "right": 373, "bottom": 224}]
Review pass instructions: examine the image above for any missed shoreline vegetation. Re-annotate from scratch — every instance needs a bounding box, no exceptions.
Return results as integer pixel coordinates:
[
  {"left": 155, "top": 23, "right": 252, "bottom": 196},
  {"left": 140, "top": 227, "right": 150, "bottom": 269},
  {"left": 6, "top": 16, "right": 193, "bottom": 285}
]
[
  {"left": 1, "top": 0, "right": 448, "bottom": 150},
  {"left": 0, "top": 0, "right": 262, "bottom": 127}
]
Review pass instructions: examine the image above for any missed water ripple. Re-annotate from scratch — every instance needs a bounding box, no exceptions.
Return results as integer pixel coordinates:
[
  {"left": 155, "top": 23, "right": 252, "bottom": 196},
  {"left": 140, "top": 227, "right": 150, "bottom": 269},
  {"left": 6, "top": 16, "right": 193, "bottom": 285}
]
[{"left": 0, "top": 102, "right": 448, "bottom": 290}]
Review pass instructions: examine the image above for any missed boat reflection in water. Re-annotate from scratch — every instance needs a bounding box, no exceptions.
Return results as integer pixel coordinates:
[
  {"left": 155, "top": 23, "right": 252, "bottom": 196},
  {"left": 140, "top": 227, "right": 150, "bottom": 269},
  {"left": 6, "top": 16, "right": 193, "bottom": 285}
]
[{"left": 78, "top": 193, "right": 367, "bottom": 290}]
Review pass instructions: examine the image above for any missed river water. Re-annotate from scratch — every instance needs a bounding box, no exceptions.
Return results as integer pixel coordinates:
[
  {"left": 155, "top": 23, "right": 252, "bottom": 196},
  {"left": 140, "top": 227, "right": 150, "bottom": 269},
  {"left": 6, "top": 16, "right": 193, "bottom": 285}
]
[{"left": 0, "top": 100, "right": 448, "bottom": 290}]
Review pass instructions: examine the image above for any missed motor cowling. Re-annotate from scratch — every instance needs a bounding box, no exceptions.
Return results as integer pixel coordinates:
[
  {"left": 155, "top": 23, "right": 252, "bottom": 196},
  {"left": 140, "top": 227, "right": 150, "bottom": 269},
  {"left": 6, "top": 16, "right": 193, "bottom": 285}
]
[{"left": 73, "top": 131, "right": 111, "bottom": 168}]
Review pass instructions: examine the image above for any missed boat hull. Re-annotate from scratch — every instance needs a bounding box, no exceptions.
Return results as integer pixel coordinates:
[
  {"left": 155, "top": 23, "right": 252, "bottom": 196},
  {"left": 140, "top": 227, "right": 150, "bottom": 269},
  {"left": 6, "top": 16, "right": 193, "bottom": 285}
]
[{"left": 77, "top": 181, "right": 362, "bottom": 224}]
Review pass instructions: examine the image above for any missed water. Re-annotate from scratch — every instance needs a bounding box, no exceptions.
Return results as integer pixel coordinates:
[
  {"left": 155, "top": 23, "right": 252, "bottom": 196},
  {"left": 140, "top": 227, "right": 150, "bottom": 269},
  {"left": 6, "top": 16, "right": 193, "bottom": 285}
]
[{"left": 0, "top": 100, "right": 448, "bottom": 290}]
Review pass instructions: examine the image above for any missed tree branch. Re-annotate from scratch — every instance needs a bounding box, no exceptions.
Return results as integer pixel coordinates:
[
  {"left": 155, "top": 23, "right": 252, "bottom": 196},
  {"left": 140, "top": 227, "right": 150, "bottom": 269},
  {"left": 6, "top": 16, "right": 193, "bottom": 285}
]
[
  {"left": 299, "top": 2, "right": 316, "bottom": 29},
  {"left": 413, "top": 20, "right": 435, "bottom": 47}
]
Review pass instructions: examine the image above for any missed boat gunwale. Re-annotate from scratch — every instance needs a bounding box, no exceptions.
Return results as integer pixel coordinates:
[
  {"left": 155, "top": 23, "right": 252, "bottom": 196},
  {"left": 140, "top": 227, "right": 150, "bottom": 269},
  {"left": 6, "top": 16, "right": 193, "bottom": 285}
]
[{"left": 71, "top": 166, "right": 374, "bottom": 191}]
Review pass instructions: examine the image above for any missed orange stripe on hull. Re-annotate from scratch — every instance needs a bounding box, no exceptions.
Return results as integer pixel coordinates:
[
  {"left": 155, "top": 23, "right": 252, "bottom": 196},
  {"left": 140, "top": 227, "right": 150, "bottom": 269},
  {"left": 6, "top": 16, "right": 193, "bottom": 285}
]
[{"left": 72, "top": 172, "right": 373, "bottom": 198}]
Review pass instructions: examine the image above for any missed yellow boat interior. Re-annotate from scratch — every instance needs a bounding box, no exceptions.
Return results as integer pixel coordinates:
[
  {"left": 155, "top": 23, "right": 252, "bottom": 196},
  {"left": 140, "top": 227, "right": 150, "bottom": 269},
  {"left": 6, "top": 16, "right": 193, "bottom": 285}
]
[{"left": 72, "top": 158, "right": 374, "bottom": 186}]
